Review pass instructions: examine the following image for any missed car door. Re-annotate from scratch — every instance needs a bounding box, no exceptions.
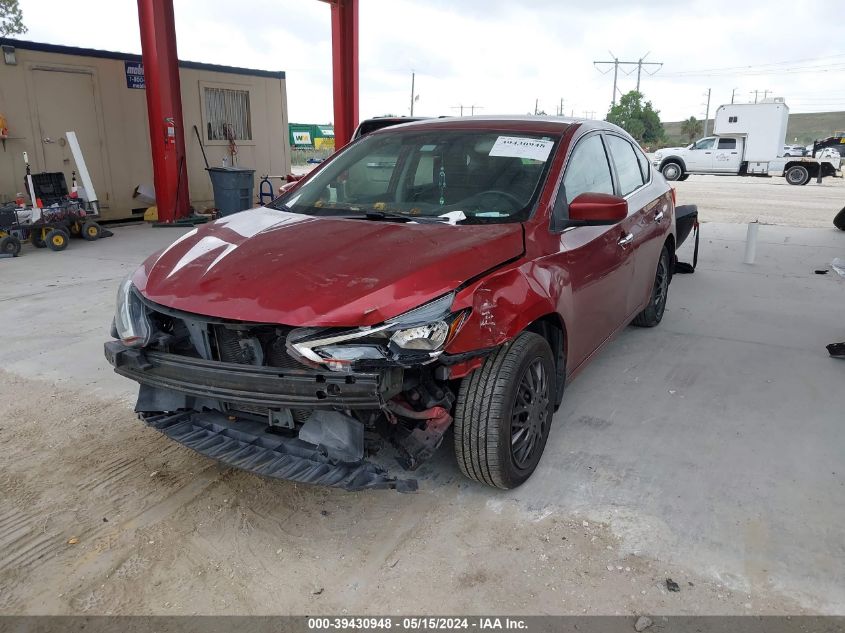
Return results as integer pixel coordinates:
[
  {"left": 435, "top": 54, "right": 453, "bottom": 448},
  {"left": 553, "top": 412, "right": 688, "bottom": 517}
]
[
  {"left": 603, "top": 134, "right": 668, "bottom": 316},
  {"left": 712, "top": 137, "right": 741, "bottom": 172},
  {"left": 547, "top": 133, "right": 637, "bottom": 370},
  {"left": 685, "top": 137, "right": 716, "bottom": 171}
]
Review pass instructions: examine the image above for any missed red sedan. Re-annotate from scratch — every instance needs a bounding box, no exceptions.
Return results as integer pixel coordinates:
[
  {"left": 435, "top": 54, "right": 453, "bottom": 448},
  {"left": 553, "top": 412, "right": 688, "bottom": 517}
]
[{"left": 106, "top": 117, "right": 675, "bottom": 491}]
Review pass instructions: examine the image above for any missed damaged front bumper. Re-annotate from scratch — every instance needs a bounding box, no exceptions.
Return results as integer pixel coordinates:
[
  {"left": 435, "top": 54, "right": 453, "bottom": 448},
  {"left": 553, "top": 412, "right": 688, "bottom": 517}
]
[
  {"left": 105, "top": 340, "right": 420, "bottom": 491},
  {"left": 105, "top": 340, "right": 399, "bottom": 409},
  {"left": 143, "top": 410, "right": 417, "bottom": 492}
]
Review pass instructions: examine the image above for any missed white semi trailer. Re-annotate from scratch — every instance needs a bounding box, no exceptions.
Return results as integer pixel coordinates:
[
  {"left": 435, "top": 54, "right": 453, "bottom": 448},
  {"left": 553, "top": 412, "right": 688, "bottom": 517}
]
[{"left": 652, "top": 100, "right": 841, "bottom": 185}]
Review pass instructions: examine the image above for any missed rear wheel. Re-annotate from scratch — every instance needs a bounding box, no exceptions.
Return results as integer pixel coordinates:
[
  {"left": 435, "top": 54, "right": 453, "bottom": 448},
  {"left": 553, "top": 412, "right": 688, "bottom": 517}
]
[
  {"left": 632, "top": 245, "right": 671, "bottom": 328},
  {"left": 785, "top": 165, "right": 809, "bottom": 186},
  {"left": 661, "top": 162, "right": 683, "bottom": 181},
  {"left": 46, "top": 229, "right": 68, "bottom": 252},
  {"left": 0, "top": 235, "right": 21, "bottom": 257},
  {"left": 81, "top": 220, "right": 101, "bottom": 241},
  {"left": 454, "top": 332, "right": 555, "bottom": 489}
]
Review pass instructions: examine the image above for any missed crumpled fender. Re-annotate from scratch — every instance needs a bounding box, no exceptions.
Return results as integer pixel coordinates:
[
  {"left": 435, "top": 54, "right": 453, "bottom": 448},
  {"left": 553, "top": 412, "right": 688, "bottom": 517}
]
[{"left": 445, "top": 258, "right": 572, "bottom": 373}]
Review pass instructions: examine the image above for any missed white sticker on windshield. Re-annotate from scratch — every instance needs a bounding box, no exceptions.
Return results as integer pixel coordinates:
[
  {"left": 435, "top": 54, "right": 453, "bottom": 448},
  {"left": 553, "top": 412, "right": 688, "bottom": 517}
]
[{"left": 489, "top": 136, "right": 554, "bottom": 162}]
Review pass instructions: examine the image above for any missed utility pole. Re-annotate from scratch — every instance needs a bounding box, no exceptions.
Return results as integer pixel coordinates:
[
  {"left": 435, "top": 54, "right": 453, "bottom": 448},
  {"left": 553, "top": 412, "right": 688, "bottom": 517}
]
[
  {"left": 731, "top": 87, "right": 737, "bottom": 104},
  {"left": 750, "top": 89, "right": 769, "bottom": 104},
  {"left": 557, "top": 97, "right": 564, "bottom": 116},
  {"left": 451, "top": 104, "right": 483, "bottom": 116},
  {"left": 702, "top": 88, "right": 711, "bottom": 136},
  {"left": 534, "top": 98, "right": 539, "bottom": 115},
  {"left": 409, "top": 71, "right": 415, "bottom": 116},
  {"left": 595, "top": 51, "right": 662, "bottom": 106}
]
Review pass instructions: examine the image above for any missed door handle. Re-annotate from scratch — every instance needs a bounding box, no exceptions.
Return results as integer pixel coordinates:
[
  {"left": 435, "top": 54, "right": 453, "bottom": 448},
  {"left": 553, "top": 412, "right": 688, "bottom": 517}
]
[
  {"left": 618, "top": 233, "right": 634, "bottom": 247},
  {"left": 704, "top": 151, "right": 712, "bottom": 154},
  {"left": 654, "top": 211, "right": 664, "bottom": 223},
  {"left": 43, "top": 137, "right": 54, "bottom": 144}
]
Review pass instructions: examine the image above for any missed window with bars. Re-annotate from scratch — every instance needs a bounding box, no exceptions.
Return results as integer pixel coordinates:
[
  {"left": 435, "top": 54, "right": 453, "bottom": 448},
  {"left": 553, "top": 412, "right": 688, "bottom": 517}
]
[{"left": 204, "top": 87, "right": 252, "bottom": 141}]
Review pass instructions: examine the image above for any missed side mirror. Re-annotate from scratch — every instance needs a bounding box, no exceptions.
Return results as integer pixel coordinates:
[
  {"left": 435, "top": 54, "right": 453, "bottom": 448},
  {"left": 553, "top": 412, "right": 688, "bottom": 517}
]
[{"left": 567, "top": 192, "right": 628, "bottom": 225}]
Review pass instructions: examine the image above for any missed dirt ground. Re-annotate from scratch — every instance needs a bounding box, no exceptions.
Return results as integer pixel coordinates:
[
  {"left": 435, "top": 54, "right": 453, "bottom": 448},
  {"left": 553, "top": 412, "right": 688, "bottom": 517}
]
[{"left": 0, "top": 372, "right": 813, "bottom": 616}]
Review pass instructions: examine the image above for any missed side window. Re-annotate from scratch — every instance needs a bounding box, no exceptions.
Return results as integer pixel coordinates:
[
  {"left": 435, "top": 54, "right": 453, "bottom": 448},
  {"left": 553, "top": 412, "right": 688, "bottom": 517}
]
[
  {"left": 562, "top": 135, "right": 614, "bottom": 204},
  {"left": 634, "top": 144, "right": 650, "bottom": 182},
  {"left": 413, "top": 153, "right": 435, "bottom": 186},
  {"left": 606, "top": 135, "right": 645, "bottom": 196},
  {"left": 693, "top": 137, "right": 716, "bottom": 150},
  {"left": 717, "top": 138, "right": 737, "bottom": 150},
  {"left": 340, "top": 138, "right": 402, "bottom": 201}
]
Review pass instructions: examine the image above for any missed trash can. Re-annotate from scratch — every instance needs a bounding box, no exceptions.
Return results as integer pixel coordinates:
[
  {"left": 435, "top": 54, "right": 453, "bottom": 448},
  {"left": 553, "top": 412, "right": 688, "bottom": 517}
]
[{"left": 206, "top": 167, "right": 255, "bottom": 216}]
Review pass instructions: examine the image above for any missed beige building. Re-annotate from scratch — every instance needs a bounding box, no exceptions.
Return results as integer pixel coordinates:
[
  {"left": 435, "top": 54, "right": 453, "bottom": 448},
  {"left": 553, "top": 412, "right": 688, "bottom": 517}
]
[{"left": 0, "top": 39, "right": 290, "bottom": 221}]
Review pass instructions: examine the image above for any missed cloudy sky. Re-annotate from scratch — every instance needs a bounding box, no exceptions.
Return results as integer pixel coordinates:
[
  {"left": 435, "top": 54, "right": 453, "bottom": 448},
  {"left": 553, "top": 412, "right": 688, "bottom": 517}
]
[{"left": 16, "top": 0, "right": 845, "bottom": 125}]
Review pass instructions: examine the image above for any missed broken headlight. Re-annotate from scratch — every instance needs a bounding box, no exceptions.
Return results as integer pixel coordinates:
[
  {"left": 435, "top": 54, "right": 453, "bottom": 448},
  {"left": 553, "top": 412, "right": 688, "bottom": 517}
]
[
  {"left": 288, "top": 293, "right": 468, "bottom": 371},
  {"left": 113, "top": 276, "right": 153, "bottom": 348}
]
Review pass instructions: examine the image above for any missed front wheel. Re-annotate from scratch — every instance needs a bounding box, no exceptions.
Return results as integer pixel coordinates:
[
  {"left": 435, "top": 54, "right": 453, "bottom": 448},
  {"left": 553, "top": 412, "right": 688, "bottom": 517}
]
[
  {"left": 453, "top": 332, "right": 555, "bottom": 489},
  {"left": 632, "top": 245, "right": 671, "bottom": 328},
  {"left": 0, "top": 235, "right": 21, "bottom": 257},
  {"left": 785, "top": 165, "right": 810, "bottom": 186},
  {"left": 661, "top": 162, "right": 683, "bottom": 181}
]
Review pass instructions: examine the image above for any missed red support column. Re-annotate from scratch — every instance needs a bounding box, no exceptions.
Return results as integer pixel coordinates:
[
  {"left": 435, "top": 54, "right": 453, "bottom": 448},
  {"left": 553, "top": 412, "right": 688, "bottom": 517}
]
[
  {"left": 137, "top": 0, "right": 189, "bottom": 222},
  {"left": 327, "top": 0, "right": 359, "bottom": 150}
]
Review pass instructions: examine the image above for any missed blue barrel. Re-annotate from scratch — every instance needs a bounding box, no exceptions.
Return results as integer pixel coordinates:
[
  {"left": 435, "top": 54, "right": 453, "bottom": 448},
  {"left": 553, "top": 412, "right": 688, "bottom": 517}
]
[{"left": 207, "top": 167, "right": 256, "bottom": 216}]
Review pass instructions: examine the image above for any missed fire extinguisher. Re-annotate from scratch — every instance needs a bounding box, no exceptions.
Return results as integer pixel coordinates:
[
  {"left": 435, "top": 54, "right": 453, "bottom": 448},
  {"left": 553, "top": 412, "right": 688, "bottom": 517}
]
[{"left": 164, "top": 117, "right": 176, "bottom": 147}]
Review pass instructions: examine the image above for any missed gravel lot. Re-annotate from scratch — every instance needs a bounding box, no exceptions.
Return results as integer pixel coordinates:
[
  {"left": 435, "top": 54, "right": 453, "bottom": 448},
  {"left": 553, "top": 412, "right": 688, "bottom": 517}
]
[{"left": 671, "top": 174, "right": 844, "bottom": 228}]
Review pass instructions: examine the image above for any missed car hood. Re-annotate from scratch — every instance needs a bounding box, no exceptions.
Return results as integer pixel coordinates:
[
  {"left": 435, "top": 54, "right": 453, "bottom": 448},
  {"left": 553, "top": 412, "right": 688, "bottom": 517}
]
[
  {"left": 656, "top": 146, "right": 688, "bottom": 154},
  {"left": 134, "top": 207, "right": 524, "bottom": 327}
]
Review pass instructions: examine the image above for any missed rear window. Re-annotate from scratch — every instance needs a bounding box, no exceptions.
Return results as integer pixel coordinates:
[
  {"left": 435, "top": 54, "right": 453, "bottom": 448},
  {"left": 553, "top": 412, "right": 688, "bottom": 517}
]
[
  {"left": 606, "top": 135, "right": 645, "bottom": 196},
  {"left": 718, "top": 138, "right": 737, "bottom": 149}
]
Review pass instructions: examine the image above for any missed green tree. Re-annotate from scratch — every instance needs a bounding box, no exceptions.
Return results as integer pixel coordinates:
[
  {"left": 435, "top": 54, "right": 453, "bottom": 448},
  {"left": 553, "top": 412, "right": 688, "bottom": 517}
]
[
  {"left": 1, "top": 0, "right": 27, "bottom": 36},
  {"left": 605, "top": 90, "right": 664, "bottom": 145},
  {"left": 680, "top": 116, "right": 703, "bottom": 144}
]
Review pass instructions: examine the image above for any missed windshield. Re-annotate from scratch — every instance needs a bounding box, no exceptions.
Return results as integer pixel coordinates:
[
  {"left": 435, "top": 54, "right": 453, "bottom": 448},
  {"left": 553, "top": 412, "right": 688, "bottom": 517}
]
[{"left": 272, "top": 130, "right": 559, "bottom": 223}]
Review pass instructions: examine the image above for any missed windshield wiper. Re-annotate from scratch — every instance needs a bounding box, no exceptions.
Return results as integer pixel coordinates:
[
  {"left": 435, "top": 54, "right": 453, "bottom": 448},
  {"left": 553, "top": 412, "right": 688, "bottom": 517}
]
[{"left": 359, "top": 211, "right": 448, "bottom": 224}]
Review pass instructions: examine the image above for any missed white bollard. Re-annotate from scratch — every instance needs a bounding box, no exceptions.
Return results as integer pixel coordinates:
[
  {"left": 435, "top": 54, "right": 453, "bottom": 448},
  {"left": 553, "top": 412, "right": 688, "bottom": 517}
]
[{"left": 744, "top": 221, "right": 759, "bottom": 264}]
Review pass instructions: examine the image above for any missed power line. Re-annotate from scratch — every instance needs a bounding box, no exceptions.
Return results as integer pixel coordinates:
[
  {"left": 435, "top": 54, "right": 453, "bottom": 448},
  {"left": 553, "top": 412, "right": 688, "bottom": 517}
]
[
  {"left": 658, "top": 53, "right": 845, "bottom": 76},
  {"left": 594, "top": 51, "right": 663, "bottom": 105}
]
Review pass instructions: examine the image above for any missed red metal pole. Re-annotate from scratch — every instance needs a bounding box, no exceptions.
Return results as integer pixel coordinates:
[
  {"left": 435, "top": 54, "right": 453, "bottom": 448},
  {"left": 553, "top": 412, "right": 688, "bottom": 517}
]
[
  {"left": 328, "top": 0, "right": 359, "bottom": 150},
  {"left": 137, "top": 0, "right": 190, "bottom": 222}
]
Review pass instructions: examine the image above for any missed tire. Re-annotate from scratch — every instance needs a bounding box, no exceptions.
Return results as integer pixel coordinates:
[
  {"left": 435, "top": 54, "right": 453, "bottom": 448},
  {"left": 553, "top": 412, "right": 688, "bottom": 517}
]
[
  {"left": 661, "top": 162, "right": 683, "bottom": 181},
  {"left": 834, "top": 207, "right": 845, "bottom": 231},
  {"left": 31, "top": 228, "right": 46, "bottom": 248},
  {"left": 785, "top": 165, "right": 810, "bottom": 186},
  {"left": 454, "top": 331, "right": 556, "bottom": 489},
  {"left": 632, "top": 245, "right": 671, "bottom": 328},
  {"left": 45, "top": 229, "right": 69, "bottom": 252},
  {"left": 81, "top": 220, "right": 101, "bottom": 241},
  {"left": 0, "top": 235, "right": 21, "bottom": 257},
  {"left": 677, "top": 174, "right": 690, "bottom": 181}
]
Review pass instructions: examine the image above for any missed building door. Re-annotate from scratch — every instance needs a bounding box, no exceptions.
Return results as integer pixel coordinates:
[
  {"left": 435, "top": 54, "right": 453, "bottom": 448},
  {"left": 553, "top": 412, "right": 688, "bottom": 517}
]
[{"left": 32, "top": 69, "right": 109, "bottom": 205}]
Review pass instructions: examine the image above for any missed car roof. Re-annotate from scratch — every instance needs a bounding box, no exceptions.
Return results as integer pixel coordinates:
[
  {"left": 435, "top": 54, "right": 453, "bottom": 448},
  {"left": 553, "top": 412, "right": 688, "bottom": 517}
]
[{"left": 366, "top": 115, "right": 609, "bottom": 137}]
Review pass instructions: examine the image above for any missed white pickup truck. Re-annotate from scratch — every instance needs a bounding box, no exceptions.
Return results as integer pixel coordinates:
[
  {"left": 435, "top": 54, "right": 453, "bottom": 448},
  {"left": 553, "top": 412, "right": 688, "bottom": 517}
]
[{"left": 652, "top": 100, "right": 842, "bottom": 185}]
